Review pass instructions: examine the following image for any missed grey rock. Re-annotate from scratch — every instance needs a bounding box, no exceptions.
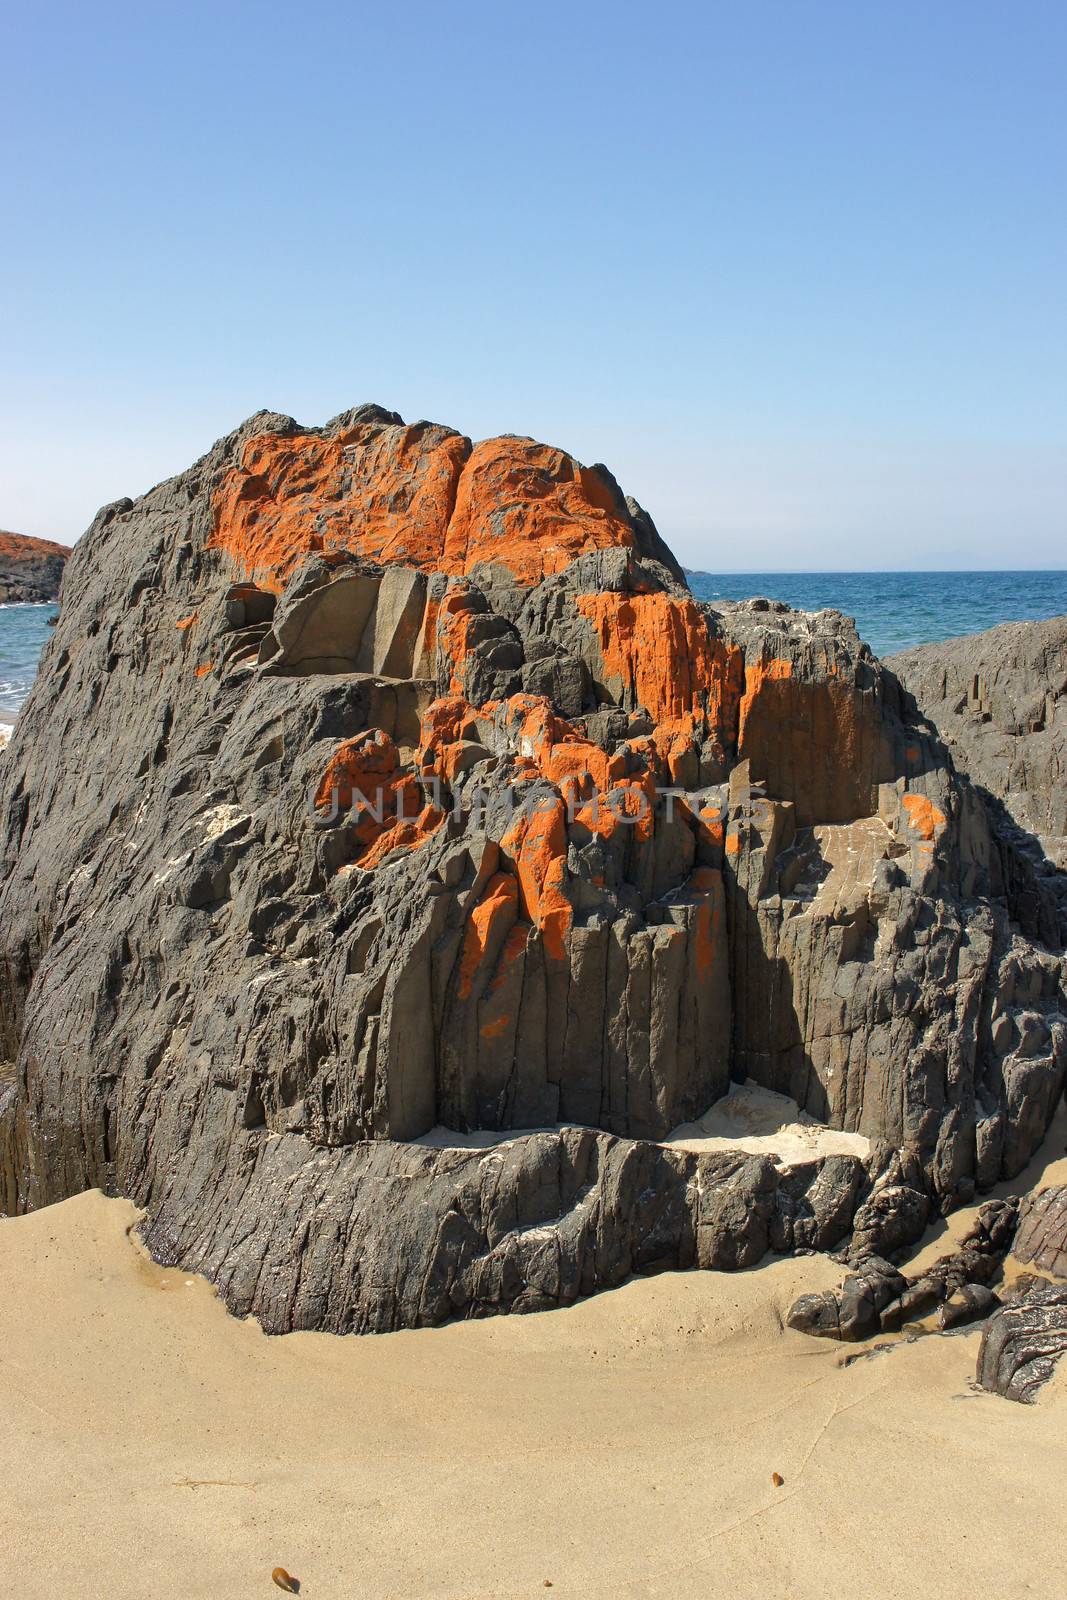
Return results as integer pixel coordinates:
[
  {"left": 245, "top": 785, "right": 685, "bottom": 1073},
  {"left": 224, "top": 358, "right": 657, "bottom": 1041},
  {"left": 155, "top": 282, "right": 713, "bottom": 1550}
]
[
  {"left": 0, "top": 405, "right": 1064, "bottom": 1337},
  {"left": 1013, "top": 1184, "right": 1067, "bottom": 1279},
  {"left": 977, "top": 1278, "right": 1067, "bottom": 1402}
]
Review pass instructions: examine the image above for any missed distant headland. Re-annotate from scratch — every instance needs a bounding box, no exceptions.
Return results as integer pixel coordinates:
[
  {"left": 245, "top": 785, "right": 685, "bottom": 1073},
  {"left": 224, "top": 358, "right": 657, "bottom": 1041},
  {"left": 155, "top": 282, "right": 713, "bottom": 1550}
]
[{"left": 0, "top": 529, "right": 71, "bottom": 603}]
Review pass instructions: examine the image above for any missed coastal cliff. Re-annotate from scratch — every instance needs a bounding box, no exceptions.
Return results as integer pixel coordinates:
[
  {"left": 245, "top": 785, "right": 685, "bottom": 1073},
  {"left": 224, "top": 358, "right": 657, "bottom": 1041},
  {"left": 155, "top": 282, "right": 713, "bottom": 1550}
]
[
  {"left": 1, "top": 406, "right": 1064, "bottom": 1334},
  {"left": 0, "top": 529, "right": 70, "bottom": 603}
]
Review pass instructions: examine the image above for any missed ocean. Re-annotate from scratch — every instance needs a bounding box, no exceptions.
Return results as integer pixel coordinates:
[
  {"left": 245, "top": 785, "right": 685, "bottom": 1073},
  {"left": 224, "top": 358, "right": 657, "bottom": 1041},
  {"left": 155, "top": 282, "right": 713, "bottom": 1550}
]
[
  {"left": 686, "top": 569, "right": 1067, "bottom": 658},
  {"left": 1, "top": 573, "right": 1066, "bottom": 723},
  {"left": 0, "top": 603, "right": 57, "bottom": 720}
]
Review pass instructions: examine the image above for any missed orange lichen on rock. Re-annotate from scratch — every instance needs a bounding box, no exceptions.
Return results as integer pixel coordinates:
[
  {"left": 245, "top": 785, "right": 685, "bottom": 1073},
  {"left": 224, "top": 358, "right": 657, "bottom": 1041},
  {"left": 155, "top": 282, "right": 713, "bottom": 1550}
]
[
  {"left": 499, "top": 696, "right": 624, "bottom": 792},
  {"left": 573, "top": 592, "right": 743, "bottom": 741},
  {"left": 458, "top": 872, "right": 519, "bottom": 1000},
  {"left": 432, "top": 586, "right": 483, "bottom": 695},
  {"left": 441, "top": 437, "right": 634, "bottom": 584},
  {"left": 685, "top": 865, "right": 726, "bottom": 979},
  {"left": 671, "top": 793, "right": 725, "bottom": 861},
  {"left": 501, "top": 797, "right": 572, "bottom": 961},
  {"left": 314, "top": 728, "right": 406, "bottom": 813},
  {"left": 736, "top": 655, "right": 883, "bottom": 827},
  {"left": 0, "top": 529, "right": 71, "bottom": 560},
  {"left": 314, "top": 728, "right": 441, "bottom": 869},
  {"left": 194, "top": 662, "right": 214, "bottom": 677},
  {"left": 176, "top": 612, "right": 198, "bottom": 631},
  {"left": 210, "top": 423, "right": 636, "bottom": 592},
  {"left": 737, "top": 656, "right": 794, "bottom": 745},
  {"left": 209, "top": 423, "right": 468, "bottom": 592},
  {"left": 416, "top": 694, "right": 499, "bottom": 782},
  {"left": 902, "top": 792, "right": 947, "bottom": 840},
  {"left": 356, "top": 807, "right": 443, "bottom": 871}
]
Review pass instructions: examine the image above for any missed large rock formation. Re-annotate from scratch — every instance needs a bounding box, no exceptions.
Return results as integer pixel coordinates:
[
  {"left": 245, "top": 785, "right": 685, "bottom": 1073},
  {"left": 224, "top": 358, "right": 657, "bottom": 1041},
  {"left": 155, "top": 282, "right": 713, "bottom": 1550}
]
[
  {"left": 889, "top": 617, "right": 1067, "bottom": 945},
  {"left": 1, "top": 406, "right": 1065, "bottom": 1334},
  {"left": 0, "top": 529, "right": 70, "bottom": 603}
]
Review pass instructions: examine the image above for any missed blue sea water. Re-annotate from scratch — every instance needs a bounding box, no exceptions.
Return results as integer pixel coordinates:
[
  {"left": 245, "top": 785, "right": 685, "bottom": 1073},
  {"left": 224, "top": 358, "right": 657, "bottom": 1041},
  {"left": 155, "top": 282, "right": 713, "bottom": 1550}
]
[
  {"left": 0, "top": 603, "right": 57, "bottom": 720},
  {"left": 687, "top": 570, "right": 1067, "bottom": 659},
  {"left": 1, "top": 574, "right": 1066, "bottom": 723}
]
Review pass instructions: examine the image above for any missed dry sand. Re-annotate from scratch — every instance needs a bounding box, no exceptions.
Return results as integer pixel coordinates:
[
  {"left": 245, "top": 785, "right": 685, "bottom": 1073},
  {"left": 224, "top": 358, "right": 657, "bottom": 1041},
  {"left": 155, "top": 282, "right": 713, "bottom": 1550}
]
[
  {"left": 420, "top": 1080, "right": 871, "bottom": 1165},
  {"left": 666, "top": 1079, "right": 871, "bottom": 1163},
  {"left": 3, "top": 1124, "right": 1067, "bottom": 1600}
]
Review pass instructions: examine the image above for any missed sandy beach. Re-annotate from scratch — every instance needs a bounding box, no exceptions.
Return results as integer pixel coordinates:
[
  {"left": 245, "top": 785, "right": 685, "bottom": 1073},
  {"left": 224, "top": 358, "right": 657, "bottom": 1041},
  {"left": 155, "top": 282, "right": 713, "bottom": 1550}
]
[{"left": 3, "top": 1111, "right": 1065, "bottom": 1600}]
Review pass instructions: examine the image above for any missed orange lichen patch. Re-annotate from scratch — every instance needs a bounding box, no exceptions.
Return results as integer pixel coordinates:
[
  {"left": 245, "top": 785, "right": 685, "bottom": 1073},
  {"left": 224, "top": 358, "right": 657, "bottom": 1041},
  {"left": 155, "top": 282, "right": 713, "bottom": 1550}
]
[
  {"left": 209, "top": 424, "right": 469, "bottom": 591},
  {"left": 501, "top": 798, "right": 572, "bottom": 961},
  {"left": 176, "top": 612, "right": 199, "bottom": 631},
  {"left": 356, "top": 806, "right": 444, "bottom": 871},
  {"left": 418, "top": 694, "right": 475, "bottom": 754},
  {"left": 339, "top": 424, "right": 471, "bottom": 568},
  {"left": 498, "top": 696, "right": 625, "bottom": 792},
  {"left": 442, "top": 437, "right": 635, "bottom": 584},
  {"left": 736, "top": 657, "right": 883, "bottom": 827},
  {"left": 724, "top": 830, "right": 742, "bottom": 856},
  {"left": 686, "top": 866, "right": 725, "bottom": 979},
  {"left": 210, "top": 424, "right": 637, "bottom": 591},
  {"left": 194, "top": 662, "right": 214, "bottom": 677},
  {"left": 313, "top": 728, "right": 441, "bottom": 869},
  {"left": 901, "top": 792, "right": 947, "bottom": 841},
  {"left": 416, "top": 694, "right": 498, "bottom": 782},
  {"left": 573, "top": 773, "right": 657, "bottom": 846},
  {"left": 433, "top": 586, "right": 483, "bottom": 695},
  {"left": 573, "top": 592, "right": 744, "bottom": 740},
  {"left": 458, "top": 873, "right": 519, "bottom": 1000},
  {"left": 737, "top": 656, "right": 794, "bottom": 745},
  {"left": 419, "top": 692, "right": 668, "bottom": 854},
  {"left": 644, "top": 716, "right": 703, "bottom": 784},
  {"left": 0, "top": 529, "right": 71, "bottom": 560},
  {"left": 479, "top": 1012, "right": 512, "bottom": 1040},
  {"left": 314, "top": 728, "right": 404, "bottom": 813},
  {"left": 671, "top": 794, "right": 725, "bottom": 859}
]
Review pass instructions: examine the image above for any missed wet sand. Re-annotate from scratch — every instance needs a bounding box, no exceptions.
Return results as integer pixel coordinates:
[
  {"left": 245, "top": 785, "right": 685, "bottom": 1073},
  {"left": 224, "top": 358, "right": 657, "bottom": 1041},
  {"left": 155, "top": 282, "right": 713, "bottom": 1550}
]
[{"left": 3, "top": 1126, "right": 1067, "bottom": 1600}]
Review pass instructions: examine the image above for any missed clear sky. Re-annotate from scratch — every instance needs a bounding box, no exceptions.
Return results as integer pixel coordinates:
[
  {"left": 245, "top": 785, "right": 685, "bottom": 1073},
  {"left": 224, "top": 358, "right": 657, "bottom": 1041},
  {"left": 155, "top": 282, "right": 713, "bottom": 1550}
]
[{"left": 2, "top": 0, "right": 1065, "bottom": 569}]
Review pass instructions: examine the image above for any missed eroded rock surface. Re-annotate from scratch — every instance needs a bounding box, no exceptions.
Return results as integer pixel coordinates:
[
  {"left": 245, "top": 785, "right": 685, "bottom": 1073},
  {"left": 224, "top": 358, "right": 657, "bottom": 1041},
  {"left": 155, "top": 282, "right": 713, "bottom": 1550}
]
[
  {"left": 1013, "top": 1184, "right": 1067, "bottom": 1279},
  {"left": 977, "top": 1277, "right": 1067, "bottom": 1403},
  {"left": 889, "top": 616, "right": 1067, "bottom": 944},
  {"left": 785, "top": 1198, "right": 1018, "bottom": 1342},
  {"left": 1, "top": 405, "right": 1065, "bottom": 1333}
]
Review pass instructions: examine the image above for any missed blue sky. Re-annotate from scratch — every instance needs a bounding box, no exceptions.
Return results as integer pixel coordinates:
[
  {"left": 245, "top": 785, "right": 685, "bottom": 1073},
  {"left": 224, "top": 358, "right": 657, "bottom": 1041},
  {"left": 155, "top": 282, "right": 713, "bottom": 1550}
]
[{"left": 2, "top": 0, "right": 1064, "bottom": 569}]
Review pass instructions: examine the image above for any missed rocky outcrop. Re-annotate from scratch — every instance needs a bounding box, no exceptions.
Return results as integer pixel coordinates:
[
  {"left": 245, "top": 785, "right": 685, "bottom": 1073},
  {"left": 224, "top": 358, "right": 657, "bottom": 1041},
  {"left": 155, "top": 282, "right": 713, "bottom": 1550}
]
[
  {"left": 785, "top": 1198, "right": 1018, "bottom": 1341},
  {"left": 1, "top": 405, "right": 1065, "bottom": 1335},
  {"left": 977, "top": 1277, "right": 1067, "bottom": 1403},
  {"left": 0, "top": 530, "right": 70, "bottom": 603},
  {"left": 888, "top": 617, "right": 1067, "bottom": 945},
  {"left": 1013, "top": 1184, "right": 1067, "bottom": 1279},
  {"left": 142, "top": 1130, "right": 866, "bottom": 1334}
]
